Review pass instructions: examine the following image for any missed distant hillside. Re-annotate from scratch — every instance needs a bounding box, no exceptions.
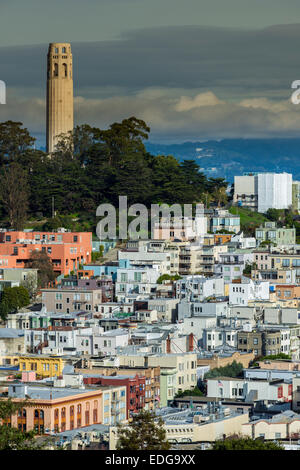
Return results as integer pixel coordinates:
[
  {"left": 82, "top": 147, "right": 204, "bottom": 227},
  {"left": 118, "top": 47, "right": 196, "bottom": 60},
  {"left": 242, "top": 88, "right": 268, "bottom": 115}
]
[{"left": 146, "top": 139, "right": 300, "bottom": 182}]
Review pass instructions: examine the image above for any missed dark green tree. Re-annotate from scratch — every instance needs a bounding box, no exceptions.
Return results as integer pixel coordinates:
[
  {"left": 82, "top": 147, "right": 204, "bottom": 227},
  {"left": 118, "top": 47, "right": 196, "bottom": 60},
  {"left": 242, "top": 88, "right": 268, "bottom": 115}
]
[
  {"left": 0, "top": 162, "right": 30, "bottom": 229},
  {"left": 174, "top": 386, "right": 204, "bottom": 398},
  {"left": 116, "top": 410, "right": 171, "bottom": 450},
  {"left": 180, "top": 160, "right": 207, "bottom": 201},
  {"left": 0, "top": 286, "right": 30, "bottom": 320},
  {"left": 211, "top": 435, "right": 284, "bottom": 450},
  {"left": 0, "top": 118, "right": 218, "bottom": 225},
  {"left": 0, "top": 121, "right": 35, "bottom": 164},
  {"left": 204, "top": 361, "right": 244, "bottom": 379}
]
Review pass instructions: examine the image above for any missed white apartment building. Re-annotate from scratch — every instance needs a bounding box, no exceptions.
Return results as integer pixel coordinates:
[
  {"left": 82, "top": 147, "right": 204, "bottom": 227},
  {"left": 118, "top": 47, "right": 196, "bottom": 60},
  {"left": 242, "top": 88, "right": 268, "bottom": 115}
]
[
  {"left": 202, "top": 326, "right": 239, "bottom": 350},
  {"left": 182, "top": 315, "right": 217, "bottom": 346},
  {"left": 118, "top": 247, "right": 170, "bottom": 275},
  {"left": 234, "top": 172, "right": 293, "bottom": 213},
  {"left": 215, "top": 251, "right": 254, "bottom": 283},
  {"left": 178, "top": 300, "right": 229, "bottom": 321},
  {"left": 231, "top": 232, "right": 256, "bottom": 249},
  {"left": 258, "top": 172, "right": 292, "bottom": 213},
  {"left": 76, "top": 328, "right": 129, "bottom": 356},
  {"left": 153, "top": 209, "right": 208, "bottom": 241},
  {"left": 24, "top": 327, "right": 78, "bottom": 353},
  {"left": 207, "top": 376, "right": 292, "bottom": 402},
  {"left": 229, "top": 279, "right": 270, "bottom": 306},
  {"left": 176, "top": 276, "right": 224, "bottom": 301},
  {"left": 115, "top": 267, "right": 160, "bottom": 302}
]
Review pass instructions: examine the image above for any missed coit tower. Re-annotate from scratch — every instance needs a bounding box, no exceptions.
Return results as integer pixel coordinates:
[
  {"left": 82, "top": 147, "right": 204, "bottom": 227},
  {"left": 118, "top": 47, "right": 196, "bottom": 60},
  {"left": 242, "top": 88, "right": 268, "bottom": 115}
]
[{"left": 46, "top": 42, "right": 74, "bottom": 153}]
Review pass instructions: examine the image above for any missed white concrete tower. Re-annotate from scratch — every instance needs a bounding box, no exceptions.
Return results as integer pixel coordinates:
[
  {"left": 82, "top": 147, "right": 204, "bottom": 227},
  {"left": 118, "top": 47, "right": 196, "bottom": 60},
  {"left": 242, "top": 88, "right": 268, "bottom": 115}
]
[{"left": 46, "top": 42, "right": 74, "bottom": 153}]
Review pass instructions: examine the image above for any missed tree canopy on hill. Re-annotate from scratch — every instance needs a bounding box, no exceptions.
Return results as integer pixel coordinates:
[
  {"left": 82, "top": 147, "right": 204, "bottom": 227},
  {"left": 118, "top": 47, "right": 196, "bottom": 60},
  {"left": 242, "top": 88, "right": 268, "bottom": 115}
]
[
  {"left": 204, "top": 361, "right": 244, "bottom": 379},
  {"left": 0, "top": 118, "right": 228, "bottom": 228}
]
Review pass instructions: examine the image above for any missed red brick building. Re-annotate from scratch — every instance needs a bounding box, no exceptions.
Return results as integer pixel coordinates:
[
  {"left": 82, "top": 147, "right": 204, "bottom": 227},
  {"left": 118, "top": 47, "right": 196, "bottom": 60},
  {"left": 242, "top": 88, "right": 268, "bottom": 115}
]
[{"left": 83, "top": 373, "right": 146, "bottom": 419}]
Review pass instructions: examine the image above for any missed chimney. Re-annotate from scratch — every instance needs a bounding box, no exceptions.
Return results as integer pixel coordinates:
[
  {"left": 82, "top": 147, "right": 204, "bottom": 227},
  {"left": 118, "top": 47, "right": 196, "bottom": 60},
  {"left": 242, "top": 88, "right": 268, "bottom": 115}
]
[
  {"left": 188, "top": 333, "right": 194, "bottom": 351},
  {"left": 166, "top": 335, "right": 171, "bottom": 353}
]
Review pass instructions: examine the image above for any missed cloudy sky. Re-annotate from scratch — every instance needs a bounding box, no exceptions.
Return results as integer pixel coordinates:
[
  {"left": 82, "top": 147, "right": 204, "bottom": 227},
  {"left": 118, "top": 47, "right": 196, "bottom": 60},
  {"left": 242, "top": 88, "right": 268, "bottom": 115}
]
[{"left": 1, "top": 0, "right": 300, "bottom": 146}]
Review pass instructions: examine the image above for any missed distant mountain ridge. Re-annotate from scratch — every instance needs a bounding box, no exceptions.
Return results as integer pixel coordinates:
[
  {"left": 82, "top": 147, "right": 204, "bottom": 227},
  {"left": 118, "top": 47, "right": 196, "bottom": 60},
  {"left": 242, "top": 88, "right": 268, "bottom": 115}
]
[{"left": 146, "top": 139, "right": 300, "bottom": 182}]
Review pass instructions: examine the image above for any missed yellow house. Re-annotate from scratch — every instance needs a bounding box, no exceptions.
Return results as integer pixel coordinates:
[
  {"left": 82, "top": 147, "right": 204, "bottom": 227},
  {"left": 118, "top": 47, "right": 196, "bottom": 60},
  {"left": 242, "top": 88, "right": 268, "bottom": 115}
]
[{"left": 18, "top": 355, "right": 65, "bottom": 378}]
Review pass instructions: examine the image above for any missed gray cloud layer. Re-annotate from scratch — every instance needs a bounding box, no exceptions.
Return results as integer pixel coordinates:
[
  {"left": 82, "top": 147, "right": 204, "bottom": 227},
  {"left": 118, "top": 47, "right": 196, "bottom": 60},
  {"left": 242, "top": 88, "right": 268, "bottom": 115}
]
[{"left": 1, "top": 24, "right": 300, "bottom": 143}]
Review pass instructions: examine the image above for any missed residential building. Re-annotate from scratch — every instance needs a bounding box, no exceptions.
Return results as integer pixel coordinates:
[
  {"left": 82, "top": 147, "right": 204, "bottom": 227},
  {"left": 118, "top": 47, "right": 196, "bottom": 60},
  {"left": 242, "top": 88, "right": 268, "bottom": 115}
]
[
  {"left": 117, "top": 352, "right": 198, "bottom": 397},
  {"left": 207, "top": 376, "right": 293, "bottom": 402},
  {"left": 233, "top": 172, "right": 293, "bottom": 213},
  {"left": 197, "top": 350, "right": 255, "bottom": 370},
  {"left": 276, "top": 285, "right": 300, "bottom": 301},
  {"left": 83, "top": 374, "right": 145, "bottom": 419},
  {"left": 118, "top": 244, "right": 171, "bottom": 275},
  {"left": 76, "top": 365, "right": 161, "bottom": 412},
  {"left": 242, "top": 410, "right": 300, "bottom": 440},
  {"left": 41, "top": 286, "right": 103, "bottom": 314},
  {"left": 257, "top": 172, "right": 292, "bottom": 213},
  {"left": 0, "top": 267, "right": 38, "bottom": 282},
  {"left": 236, "top": 325, "right": 300, "bottom": 358},
  {"left": 0, "top": 230, "right": 92, "bottom": 275},
  {"left": 214, "top": 250, "right": 254, "bottom": 283},
  {"left": 292, "top": 181, "right": 300, "bottom": 213},
  {"left": 205, "top": 209, "right": 240, "bottom": 234},
  {"left": 160, "top": 369, "right": 177, "bottom": 407},
  {"left": 251, "top": 267, "right": 296, "bottom": 284},
  {"left": 229, "top": 278, "right": 270, "bottom": 306},
  {"left": 175, "top": 275, "right": 225, "bottom": 301},
  {"left": 115, "top": 267, "right": 160, "bottom": 303},
  {"left": 233, "top": 174, "right": 258, "bottom": 210},
  {"left": 255, "top": 222, "right": 296, "bottom": 247},
  {"left": 0, "top": 329, "right": 25, "bottom": 355},
  {"left": 202, "top": 325, "right": 240, "bottom": 350},
  {"left": 0, "top": 382, "right": 126, "bottom": 432},
  {"left": 134, "top": 298, "right": 179, "bottom": 323},
  {"left": 178, "top": 300, "right": 229, "bottom": 320},
  {"left": 18, "top": 354, "right": 66, "bottom": 377}
]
